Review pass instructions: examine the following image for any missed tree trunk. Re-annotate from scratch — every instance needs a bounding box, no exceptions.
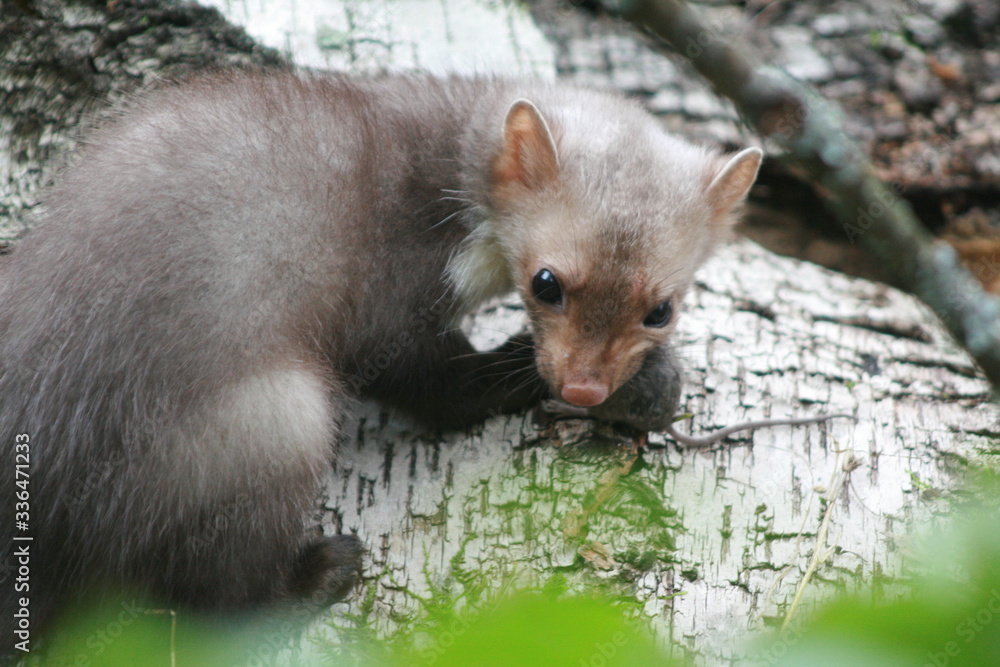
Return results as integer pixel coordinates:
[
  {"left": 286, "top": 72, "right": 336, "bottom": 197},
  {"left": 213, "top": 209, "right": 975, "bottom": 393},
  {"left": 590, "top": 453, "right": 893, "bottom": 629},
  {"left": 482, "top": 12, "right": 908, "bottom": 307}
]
[
  {"left": 2, "top": 0, "right": 997, "bottom": 664},
  {"left": 0, "top": 0, "right": 285, "bottom": 242}
]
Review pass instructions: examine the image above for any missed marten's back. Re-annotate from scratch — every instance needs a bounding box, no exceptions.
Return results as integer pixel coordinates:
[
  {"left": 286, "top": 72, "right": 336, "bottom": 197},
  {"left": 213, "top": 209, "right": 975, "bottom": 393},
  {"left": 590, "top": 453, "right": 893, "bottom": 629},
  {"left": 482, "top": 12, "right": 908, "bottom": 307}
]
[
  {"left": 0, "top": 72, "right": 493, "bottom": 636},
  {"left": 0, "top": 73, "right": 475, "bottom": 460}
]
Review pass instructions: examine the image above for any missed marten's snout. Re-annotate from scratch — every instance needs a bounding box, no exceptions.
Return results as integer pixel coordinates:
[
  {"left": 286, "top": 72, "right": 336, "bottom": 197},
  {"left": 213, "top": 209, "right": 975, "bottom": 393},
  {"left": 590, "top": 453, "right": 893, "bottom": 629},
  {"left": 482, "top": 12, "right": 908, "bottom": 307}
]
[
  {"left": 561, "top": 382, "right": 608, "bottom": 407},
  {"left": 525, "top": 263, "right": 666, "bottom": 410},
  {"left": 547, "top": 330, "right": 656, "bottom": 409},
  {"left": 555, "top": 346, "right": 620, "bottom": 408}
]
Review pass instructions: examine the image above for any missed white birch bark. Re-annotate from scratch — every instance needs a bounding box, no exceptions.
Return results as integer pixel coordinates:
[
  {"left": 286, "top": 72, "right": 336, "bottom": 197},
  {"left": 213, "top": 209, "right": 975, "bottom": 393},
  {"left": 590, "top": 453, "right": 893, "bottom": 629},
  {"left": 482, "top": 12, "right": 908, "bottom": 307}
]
[{"left": 4, "top": 1, "right": 996, "bottom": 663}]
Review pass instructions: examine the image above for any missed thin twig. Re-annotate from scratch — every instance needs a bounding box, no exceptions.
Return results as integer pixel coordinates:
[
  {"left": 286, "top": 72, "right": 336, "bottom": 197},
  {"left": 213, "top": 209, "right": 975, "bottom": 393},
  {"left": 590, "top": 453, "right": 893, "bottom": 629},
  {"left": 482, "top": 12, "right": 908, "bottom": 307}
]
[{"left": 781, "top": 451, "right": 860, "bottom": 632}]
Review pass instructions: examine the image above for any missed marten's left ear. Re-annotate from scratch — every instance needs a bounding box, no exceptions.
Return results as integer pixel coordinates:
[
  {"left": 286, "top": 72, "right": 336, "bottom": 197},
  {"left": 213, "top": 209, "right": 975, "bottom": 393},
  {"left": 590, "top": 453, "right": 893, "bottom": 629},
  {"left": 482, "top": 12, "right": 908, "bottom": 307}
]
[
  {"left": 705, "top": 147, "right": 763, "bottom": 218},
  {"left": 493, "top": 99, "right": 560, "bottom": 192}
]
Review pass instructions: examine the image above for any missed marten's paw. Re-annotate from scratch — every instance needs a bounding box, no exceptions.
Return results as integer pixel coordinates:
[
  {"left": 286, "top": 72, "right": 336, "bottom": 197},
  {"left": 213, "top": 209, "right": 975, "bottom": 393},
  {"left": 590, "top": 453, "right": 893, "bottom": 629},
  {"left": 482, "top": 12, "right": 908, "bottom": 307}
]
[{"left": 291, "top": 535, "right": 364, "bottom": 606}]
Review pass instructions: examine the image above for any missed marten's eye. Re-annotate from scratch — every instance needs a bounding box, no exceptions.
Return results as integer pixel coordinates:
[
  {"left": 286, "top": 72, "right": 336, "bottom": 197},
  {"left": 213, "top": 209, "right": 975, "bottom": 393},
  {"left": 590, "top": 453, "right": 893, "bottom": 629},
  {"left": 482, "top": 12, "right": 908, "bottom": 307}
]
[
  {"left": 643, "top": 300, "right": 673, "bottom": 328},
  {"left": 532, "top": 269, "right": 563, "bottom": 306}
]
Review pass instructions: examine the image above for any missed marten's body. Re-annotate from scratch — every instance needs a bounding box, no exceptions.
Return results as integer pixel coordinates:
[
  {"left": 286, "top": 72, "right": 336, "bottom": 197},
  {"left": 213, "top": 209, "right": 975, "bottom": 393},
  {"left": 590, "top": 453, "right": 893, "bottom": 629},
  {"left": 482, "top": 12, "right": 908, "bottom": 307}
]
[{"left": 0, "top": 72, "right": 761, "bottom": 644}]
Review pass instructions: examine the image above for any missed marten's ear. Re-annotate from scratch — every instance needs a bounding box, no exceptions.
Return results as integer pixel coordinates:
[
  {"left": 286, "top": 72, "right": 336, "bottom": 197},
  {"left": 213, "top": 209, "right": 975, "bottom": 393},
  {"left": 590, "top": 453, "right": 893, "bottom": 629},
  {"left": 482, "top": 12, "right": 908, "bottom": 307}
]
[
  {"left": 705, "top": 147, "right": 763, "bottom": 218},
  {"left": 493, "top": 99, "right": 560, "bottom": 191}
]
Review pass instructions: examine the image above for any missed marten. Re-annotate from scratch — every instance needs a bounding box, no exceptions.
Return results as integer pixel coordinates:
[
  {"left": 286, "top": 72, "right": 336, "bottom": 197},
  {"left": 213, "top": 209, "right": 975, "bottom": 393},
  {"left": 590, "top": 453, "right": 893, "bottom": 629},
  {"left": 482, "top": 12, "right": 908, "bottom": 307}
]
[{"left": 0, "top": 71, "right": 773, "bottom": 649}]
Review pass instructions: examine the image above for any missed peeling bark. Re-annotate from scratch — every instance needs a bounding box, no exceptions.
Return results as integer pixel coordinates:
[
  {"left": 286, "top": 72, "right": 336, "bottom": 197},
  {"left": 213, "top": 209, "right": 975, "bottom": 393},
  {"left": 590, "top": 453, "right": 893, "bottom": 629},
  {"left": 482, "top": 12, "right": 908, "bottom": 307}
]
[{"left": 3, "top": 1, "right": 998, "bottom": 665}]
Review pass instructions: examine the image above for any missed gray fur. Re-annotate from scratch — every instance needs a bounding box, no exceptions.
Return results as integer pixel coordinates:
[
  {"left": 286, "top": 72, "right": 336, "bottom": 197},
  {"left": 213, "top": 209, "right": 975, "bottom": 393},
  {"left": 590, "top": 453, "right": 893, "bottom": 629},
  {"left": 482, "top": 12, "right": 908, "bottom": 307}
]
[{"left": 0, "top": 71, "right": 749, "bottom": 644}]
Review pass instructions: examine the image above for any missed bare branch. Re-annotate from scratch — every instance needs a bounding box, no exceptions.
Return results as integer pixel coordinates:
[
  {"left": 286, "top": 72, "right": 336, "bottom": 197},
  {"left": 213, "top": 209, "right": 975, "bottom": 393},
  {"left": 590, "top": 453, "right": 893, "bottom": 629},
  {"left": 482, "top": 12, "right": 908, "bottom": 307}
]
[{"left": 609, "top": 0, "right": 1000, "bottom": 392}]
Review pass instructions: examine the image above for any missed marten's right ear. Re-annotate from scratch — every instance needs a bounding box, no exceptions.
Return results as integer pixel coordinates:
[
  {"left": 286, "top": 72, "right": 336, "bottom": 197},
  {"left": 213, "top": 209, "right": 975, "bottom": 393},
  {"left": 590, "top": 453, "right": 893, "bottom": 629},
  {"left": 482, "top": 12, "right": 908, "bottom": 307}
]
[{"left": 493, "top": 99, "right": 560, "bottom": 192}]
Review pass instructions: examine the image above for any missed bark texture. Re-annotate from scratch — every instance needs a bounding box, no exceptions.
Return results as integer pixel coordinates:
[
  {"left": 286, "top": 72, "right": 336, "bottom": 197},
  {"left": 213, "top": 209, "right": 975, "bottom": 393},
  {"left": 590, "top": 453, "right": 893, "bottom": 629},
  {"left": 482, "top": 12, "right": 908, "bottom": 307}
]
[
  {"left": 2, "top": 1, "right": 997, "bottom": 665},
  {"left": 0, "top": 0, "right": 285, "bottom": 241}
]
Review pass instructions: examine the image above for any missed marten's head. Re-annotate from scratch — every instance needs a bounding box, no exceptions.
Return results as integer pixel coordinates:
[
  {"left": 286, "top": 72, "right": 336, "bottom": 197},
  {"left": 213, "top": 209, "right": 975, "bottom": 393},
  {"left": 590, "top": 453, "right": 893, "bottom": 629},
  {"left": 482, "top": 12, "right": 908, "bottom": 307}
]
[{"left": 450, "top": 95, "right": 762, "bottom": 408}]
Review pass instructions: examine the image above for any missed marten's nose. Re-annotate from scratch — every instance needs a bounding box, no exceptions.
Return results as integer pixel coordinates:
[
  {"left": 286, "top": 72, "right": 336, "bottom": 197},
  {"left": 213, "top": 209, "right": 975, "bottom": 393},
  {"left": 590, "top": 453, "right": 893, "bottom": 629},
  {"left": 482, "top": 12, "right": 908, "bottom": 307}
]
[{"left": 561, "top": 383, "right": 608, "bottom": 407}]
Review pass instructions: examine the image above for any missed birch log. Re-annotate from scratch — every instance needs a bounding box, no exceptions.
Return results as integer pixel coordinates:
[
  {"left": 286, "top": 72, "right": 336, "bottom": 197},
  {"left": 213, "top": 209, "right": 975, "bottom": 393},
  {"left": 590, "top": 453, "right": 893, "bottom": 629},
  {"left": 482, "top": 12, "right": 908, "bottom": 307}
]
[{"left": 2, "top": 1, "right": 997, "bottom": 665}]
